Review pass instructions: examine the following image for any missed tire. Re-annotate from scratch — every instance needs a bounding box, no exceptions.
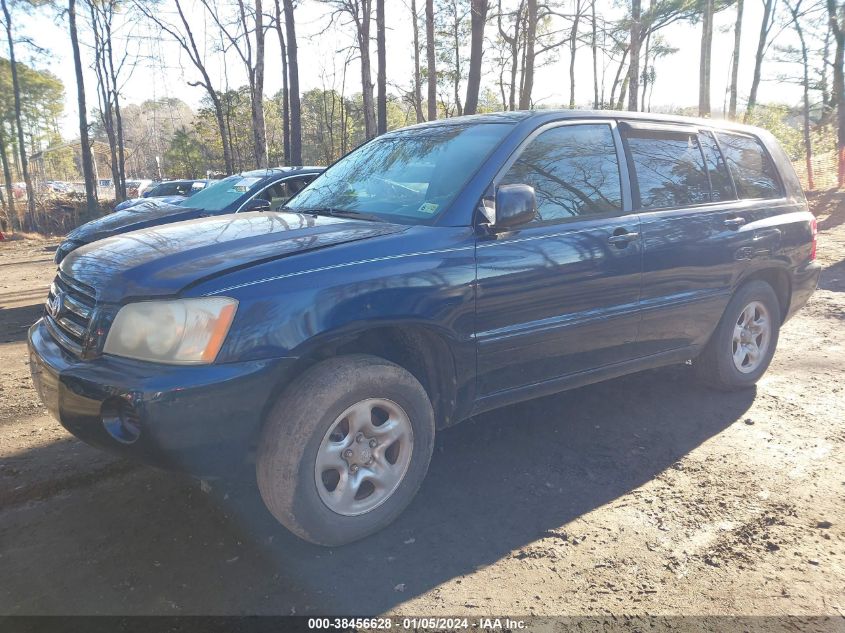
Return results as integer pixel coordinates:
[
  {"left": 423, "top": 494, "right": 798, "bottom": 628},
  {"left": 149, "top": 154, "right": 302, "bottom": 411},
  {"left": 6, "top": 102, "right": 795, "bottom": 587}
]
[
  {"left": 256, "top": 354, "right": 435, "bottom": 546},
  {"left": 694, "top": 280, "right": 781, "bottom": 391}
]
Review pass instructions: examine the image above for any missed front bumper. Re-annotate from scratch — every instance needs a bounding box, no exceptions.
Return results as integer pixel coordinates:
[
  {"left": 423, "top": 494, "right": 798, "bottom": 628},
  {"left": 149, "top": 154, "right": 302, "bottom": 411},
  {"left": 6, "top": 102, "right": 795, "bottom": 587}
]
[
  {"left": 784, "top": 260, "right": 823, "bottom": 322},
  {"left": 28, "top": 318, "right": 298, "bottom": 476}
]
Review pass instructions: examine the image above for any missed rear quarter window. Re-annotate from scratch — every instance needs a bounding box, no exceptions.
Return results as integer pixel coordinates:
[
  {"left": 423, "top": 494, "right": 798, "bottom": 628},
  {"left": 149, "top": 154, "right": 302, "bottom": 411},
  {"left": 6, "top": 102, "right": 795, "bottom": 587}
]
[{"left": 716, "top": 132, "right": 782, "bottom": 200}]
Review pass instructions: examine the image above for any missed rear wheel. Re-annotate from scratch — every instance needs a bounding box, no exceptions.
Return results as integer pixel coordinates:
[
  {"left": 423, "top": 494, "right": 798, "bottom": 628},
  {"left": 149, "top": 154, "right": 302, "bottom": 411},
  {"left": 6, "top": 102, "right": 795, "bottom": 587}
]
[
  {"left": 694, "top": 280, "right": 781, "bottom": 390},
  {"left": 256, "top": 354, "right": 435, "bottom": 546}
]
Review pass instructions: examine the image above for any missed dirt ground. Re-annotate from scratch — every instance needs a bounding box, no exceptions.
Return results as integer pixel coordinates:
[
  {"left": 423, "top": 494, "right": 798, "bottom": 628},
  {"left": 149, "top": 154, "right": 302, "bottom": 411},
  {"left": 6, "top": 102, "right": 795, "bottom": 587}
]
[{"left": 0, "top": 195, "right": 843, "bottom": 619}]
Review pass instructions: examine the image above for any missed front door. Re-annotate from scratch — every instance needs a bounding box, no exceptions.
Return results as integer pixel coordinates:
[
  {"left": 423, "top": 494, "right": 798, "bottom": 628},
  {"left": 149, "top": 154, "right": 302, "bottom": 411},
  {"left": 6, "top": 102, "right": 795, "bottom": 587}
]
[{"left": 475, "top": 121, "right": 643, "bottom": 398}]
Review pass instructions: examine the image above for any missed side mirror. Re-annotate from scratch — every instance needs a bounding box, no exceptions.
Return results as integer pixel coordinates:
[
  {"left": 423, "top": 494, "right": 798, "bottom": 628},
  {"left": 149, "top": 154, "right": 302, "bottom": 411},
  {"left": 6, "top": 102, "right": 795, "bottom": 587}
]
[
  {"left": 491, "top": 184, "right": 536, "bottom": 230},
  {"left": 243, "top": 198, "right": 271, "bottom": 212}
]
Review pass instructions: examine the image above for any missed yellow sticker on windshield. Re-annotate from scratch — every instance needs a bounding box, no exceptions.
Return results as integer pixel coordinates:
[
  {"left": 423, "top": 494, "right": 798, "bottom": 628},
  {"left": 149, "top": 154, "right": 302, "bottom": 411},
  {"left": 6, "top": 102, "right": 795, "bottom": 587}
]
[{"left": 418, "top": 202, "right": 439, "bottom": 215}]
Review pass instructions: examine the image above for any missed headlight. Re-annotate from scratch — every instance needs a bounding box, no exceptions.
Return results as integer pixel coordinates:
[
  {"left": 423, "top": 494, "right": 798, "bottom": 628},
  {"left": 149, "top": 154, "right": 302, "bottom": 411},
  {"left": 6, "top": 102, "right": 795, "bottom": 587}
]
[{"left": 104, "top": 297, "right": 238, "bottom": 364}]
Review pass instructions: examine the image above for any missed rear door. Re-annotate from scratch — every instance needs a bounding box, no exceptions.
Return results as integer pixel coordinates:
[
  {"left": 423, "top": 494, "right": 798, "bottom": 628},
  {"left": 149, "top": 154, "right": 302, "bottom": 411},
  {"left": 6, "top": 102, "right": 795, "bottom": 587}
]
[
  {"left": 474, "top": 120, "right": 643, "bottom": 397},
  {"left": 628, "top": 123, "right": 783, "bottom": 355}
]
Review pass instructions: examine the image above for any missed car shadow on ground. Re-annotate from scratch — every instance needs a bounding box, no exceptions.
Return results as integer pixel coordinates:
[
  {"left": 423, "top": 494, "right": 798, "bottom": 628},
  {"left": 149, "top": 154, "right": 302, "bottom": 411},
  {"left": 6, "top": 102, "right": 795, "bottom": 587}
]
[
  {"left": 0, "top": 304, "right": 44, "bottom": 344},
  {"left": 1, "top": 365, "right": 755, "bottom": 615}
]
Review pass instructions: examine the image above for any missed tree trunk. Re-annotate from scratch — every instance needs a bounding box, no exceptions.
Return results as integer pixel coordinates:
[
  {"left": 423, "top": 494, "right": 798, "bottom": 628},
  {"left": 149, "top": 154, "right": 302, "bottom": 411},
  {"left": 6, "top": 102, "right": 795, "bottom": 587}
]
[
  {"left": 426, "top": 0, "right": 437, "bottom": 119},
  {"left": 827, "top": 0, "right": 845, "bottom": 187},
  {"left": 627, "top": 0, "right": 641, "bottom": 111},
  {"left": 569, "top": 0, "right": 582, "bottom": 109},
  {"left": 358, "top": 0, "right": 377, "bottom": 138},
  {"left": 1, "top": 0, "right": 35, "bottom": 225},
  {"left": 610, "top": 46, "right": 629, "bottom": 109},
  {"left": 728, "top": 0, "right": 743, "bottom": 119},
  {"left": 746, "top": 0, "right": 775, "bottom": 121},
  {"left": 283, "top": 0, "right": 302, "bottom": 164},
  {"left": 253, "top": 0, "right": 268, "bottom": 167},
  {"left": 518, "top": 0, "right": 537, "bottom": 109},
  {"left": 792, "top": 4, "right": 814, "bottom": 189},
  {"left": 376, "top": 0, "right": 387, "bottom": 134},
  {"left": 69, "top": 0, "right": 96, "bottom": 211},
  {"left": 591, "top": 0, "right": 599, "bottom": 108},
  {"left": 452, "top": 3, "right": 463, "bottom": 116},
  {"left": 273, "top": 0, "right": 290, "bottom": 164},
  {"left": 103, "top": 10, "right": 126, "bottom": 199},
  {"left": 618, "top": 74, "right": 630, "bottom": 109},
  {"left": 411, "top": 0, "right": 424, "bottom": 121},
  {"left": 464, "top": 0, "right": 487, "bottom": 115},
  {"left": 699, "top": 0, "right": 714, "bottom": 116},
  {"left": 640, "top": 28, "right": 651, "bottom": 111},
  {"left": 0, "top": 123, "right": 16, "bottom": 230}
]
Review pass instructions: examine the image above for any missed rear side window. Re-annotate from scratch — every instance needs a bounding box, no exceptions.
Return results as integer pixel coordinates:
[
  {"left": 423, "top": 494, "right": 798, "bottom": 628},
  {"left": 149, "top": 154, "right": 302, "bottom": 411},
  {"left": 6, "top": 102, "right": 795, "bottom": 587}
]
[
  {"left": 699, "top": 131, "right": 735, "bottom": 202},
  {"left": 624, "top": 131, "right": 710, "bottom": 210},
  {"left": 499, "top": 123, "right": 623, "bottom": 222},
  {"left": 717, "top": 132, "right": 782, "bottom": 200}
]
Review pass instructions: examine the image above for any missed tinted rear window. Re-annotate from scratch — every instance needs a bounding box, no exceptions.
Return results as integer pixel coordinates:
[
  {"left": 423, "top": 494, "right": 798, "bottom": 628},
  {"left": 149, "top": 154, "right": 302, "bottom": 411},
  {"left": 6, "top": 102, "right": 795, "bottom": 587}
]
[
  {"left": 624, "top": 131, "right": 710, "bottom": 210},
  {"left": 717, "top": 132, "right": 782, "bottom": 200},
  {"left": 499, "top": 123, "right": 623, "bottom": 222}
]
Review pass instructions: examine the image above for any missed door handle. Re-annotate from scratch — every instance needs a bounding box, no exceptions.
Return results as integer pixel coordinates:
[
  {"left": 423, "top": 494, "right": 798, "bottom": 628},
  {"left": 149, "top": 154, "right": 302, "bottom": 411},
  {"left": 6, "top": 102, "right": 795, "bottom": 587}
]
[
  {"left": 608, "top": 232, "right": 639, "bottom": 245},
  {"left": 724, "top": 217, "right": 747, "bottom": 229}
]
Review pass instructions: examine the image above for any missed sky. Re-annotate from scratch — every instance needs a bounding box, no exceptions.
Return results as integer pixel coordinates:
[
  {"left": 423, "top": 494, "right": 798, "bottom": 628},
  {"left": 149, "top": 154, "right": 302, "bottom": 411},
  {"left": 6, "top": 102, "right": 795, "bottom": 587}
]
[{"left": 10, "top": 0, "right": 811, "bottom": 139}]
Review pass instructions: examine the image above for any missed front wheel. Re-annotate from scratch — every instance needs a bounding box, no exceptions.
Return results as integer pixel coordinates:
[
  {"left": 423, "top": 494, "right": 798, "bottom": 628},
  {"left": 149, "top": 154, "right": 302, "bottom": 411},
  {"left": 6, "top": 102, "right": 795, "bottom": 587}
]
[
  {"left": 694, "top": 280, "right": 781, "bottom": 391},
  {"left": 256, "top": 354, "right": 435, "bottom": 546}
]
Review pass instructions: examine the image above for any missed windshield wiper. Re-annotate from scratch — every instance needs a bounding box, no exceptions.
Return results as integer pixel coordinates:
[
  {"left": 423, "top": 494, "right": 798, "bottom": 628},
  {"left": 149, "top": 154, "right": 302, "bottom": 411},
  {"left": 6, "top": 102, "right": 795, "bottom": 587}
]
[{"left": 281, "top": 206, "right": 382, "bottom": 222}]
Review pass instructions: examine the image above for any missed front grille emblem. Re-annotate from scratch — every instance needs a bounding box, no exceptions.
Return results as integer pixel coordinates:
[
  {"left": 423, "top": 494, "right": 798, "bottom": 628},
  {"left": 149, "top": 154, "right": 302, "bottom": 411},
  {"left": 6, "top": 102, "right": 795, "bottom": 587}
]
[{"left": 47, "top": 290, "right": 65, "bottom": 319}]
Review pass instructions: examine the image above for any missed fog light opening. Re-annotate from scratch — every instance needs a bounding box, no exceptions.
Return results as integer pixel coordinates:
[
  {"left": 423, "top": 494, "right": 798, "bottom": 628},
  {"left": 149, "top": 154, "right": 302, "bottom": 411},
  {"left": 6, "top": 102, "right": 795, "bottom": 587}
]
[{"left": 101, "top": 398, "right": 142, "bottom": 444}]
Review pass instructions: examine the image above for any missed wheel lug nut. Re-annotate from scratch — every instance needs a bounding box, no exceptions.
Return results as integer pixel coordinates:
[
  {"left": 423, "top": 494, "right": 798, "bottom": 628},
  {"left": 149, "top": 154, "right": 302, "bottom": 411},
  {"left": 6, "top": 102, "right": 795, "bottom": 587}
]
[
  {"left": 356, "top": 433, "right": 364, "bottom": 443},
  {"left": 344, "top": 449, "right": 353, "bottom": 458},
  {"left": 369, "top": 439, "right": 377, "bottom": 448},
  {"left": 350, "top": 464, "right": 359, "bottom": 473}
]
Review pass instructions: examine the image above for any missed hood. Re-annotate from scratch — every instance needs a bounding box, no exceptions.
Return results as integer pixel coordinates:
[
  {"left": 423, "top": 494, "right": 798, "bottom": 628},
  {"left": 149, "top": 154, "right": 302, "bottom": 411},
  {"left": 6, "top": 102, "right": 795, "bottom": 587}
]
[
  {"left": 66, "top": 201, "right": 200, "bottom": 243},
  {"left": 61, "top": 211, "right": 405, "bottom": 302}
]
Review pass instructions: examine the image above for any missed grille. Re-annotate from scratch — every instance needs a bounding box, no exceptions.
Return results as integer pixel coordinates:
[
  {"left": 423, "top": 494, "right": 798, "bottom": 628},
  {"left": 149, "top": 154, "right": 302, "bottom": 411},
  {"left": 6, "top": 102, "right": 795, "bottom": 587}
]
[{"left": 45, "top": 271, "right": 97, "bottom": 354}]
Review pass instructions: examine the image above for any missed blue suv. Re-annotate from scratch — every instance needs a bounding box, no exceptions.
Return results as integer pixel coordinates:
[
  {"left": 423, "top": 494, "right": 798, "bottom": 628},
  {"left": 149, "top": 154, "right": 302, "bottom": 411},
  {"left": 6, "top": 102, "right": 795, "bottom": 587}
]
[{"left": 29, "top": 112, "right": 820, "bottom": 545}]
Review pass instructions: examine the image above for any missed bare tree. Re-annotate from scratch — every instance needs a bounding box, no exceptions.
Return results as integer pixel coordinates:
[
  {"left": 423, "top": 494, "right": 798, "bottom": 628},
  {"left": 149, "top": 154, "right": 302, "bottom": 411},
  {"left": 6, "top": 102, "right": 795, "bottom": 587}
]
[
  {"left": 519, "top": 0, "right": 537, "bottom": 109},
  {"left": 203, "top": 0, "right": 268, "bottom": 167},
  {"left": 1, "top": 0, "right": 34, "bottom": 223},
  {"left": 827, "top": 0, "right": 844, "bottom": 186},
  {"left": 628, "top": 0, "right": 642, "bottom": 111},
  {"left": 281, "top": 0, "right": 302, "bottom": 163},
  {"left": 746, "top": 0, "right": 777, "bottom": 120},
  {"left": 89, "top": 0, "right": 132, "bottom": 200},
  {"left": 464, "top": 0, "right": 488, "bottom": 114},
  {"left": 68, "top": 0, "right": 96, "bottom": 211},
  {"left": 728, "top": 0, "right": 743, "bottom": 119},
  {"left": 323, "top": 0, "right": 377, "bottom": 136},
  {"left": 136, "top": 0, "right": 234, "bottom": 173},
  {"left": 272, "top": 0, "right": 290, "bottom": 164},
  {"left": 568, "top": 0, "right": 586, "bottom": 108},
  {"left": 376, "top": 0, "right": 386, "bottom": 133},
  {"left": 426, "top": 0, "right": 437, "bottom": 119},
  {"left": 699, "top": 0, "right": 714, "bottom": 116},
  {"left": 0, "top": 115, "right": 15, "bottom": 227},
  {"left": 784, "top": 0, "right": 815, "bottom": 188},
  {"left": 591, "top": 0, "right": 599, "bottom": 108},
  {"left": 410, "top": 0, "right": 424, "bottom": 121}
]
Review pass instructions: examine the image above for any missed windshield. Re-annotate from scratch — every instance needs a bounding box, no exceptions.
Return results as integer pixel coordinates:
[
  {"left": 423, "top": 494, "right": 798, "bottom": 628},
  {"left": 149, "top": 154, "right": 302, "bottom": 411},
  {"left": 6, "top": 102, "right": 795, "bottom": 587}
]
[
  {"left": 182, "top": 174, "right": 264, "bottom": 211},
  {"left": 286, "top": 123, "right": 513, "bottom": 223}
]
